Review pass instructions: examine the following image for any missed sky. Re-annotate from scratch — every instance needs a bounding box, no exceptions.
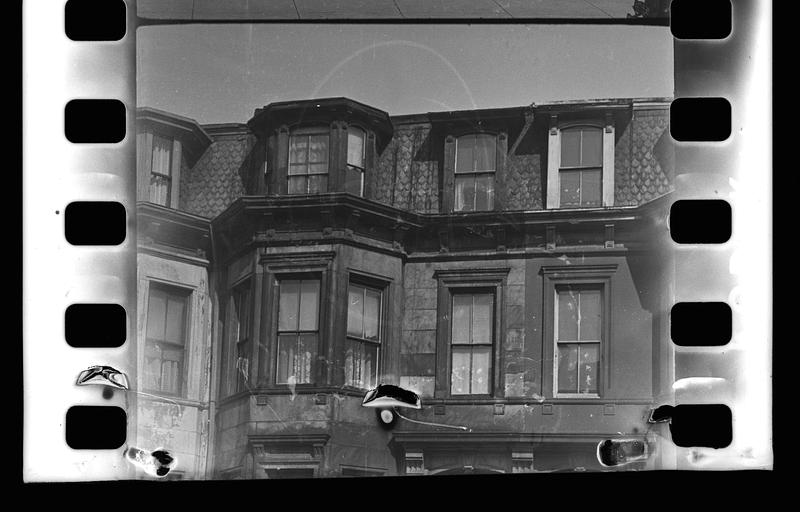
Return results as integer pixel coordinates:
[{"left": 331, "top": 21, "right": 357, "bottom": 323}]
[{"left": 137, "top": 23, "right": 674, "bottom": 125}]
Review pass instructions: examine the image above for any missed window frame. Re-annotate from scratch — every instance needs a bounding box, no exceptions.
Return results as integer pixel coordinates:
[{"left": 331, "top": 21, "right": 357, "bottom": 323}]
[
  {"left": 442, "top": 129, "right": 508, "bottom": 214},
  {"left": 149, "top": 133, "right": 174, "bottom": 207},
  {"left": 223, "top": 277, "right": 253, "bottom": 397},
  {"left": 557, "top": 125, "right": 603, "bottom": 208},
  {"left": 260, "top": 252, "right": 334, "bottom": 388},
  {"left": 433, "top": 268, "right": 509, "bottom": 399},
  {"left": 553, "top": 284, "right": 603, "bottom": 398},
  {"left": 344, "top": 274, "right": 388, "bottom": 390},
  {"left": 143, "top": 281, "right": 192, "bottom": 397},
  {"left": 540, "top": 264, "right": 617, "bottom": 399},
  {"left": 274, "top": 276, "right": 322, "bottom": 386},
  {"left": 453, "top": 133, "right": 498, "bottom": 212},
  {"left": 546, "top": 115, "right": 615, "bottom": 210},
  {"left": 345, "top": 125, "right": 367, "bottom": 197},
  {"left": 287, "top": 126, "right": 330, "bottom": 195},
  {"left": 448, "top": 289, "right": 496, "bottom": 396}
]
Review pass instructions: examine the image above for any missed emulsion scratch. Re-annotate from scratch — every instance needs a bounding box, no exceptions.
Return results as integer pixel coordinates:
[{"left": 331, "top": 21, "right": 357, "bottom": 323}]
[{"left": 125, "top": 446, "right": 178, "bottom": 478}]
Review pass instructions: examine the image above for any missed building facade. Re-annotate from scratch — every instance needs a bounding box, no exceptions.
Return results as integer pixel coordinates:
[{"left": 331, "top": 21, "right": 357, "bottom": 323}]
[{"left": 133, "top": 96, "right": 676, "bottom": 479}]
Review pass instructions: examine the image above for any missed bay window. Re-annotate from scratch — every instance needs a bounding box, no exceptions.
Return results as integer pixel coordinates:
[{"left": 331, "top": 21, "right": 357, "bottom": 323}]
[
  {"left": 144, "top": 284, "right": 189, "bottom": 396},
  {"left": 276, "top": 278, "right": 320, "bottom": 384},
  {"left": 345, "top": 282, "right": 382, "bottom": 388},
  {"left": 149, "top": 134, "right": 173, "bottom": 206},
  {"left": 288, "top": 129, "right": 329, "bottom": 194},
  {"left": 345, "top": 126, "right": 366, "bottom": 197}
]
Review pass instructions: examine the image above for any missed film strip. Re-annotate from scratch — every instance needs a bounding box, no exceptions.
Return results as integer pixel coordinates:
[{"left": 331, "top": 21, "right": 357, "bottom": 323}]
[{"left": 22, "top": 0, "right": 771, "bottom": 481}]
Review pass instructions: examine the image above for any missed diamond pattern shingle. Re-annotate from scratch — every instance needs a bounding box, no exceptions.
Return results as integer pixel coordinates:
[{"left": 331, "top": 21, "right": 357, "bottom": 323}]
[
  {"left": 615, "top": 108, "right": 673, "bottom": 206},
  {"left": 180, "top": 134, "right": 255, "bottom": 218}
]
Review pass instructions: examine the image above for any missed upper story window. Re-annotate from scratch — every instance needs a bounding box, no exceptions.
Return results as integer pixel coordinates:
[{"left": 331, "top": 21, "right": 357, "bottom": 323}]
[
  {"left": 345, "top": 126, "right": 366, "bottom": 197},
  {"left": 555, "top": 286, "right": 602, "bottom": 396},
  {"left": 288, "top": 129, "right": 329, "bottom": 194},
  {"left": 276, "top": 278, "right": 320, "bottom": 384},
  {"left": 559, "top": 126, "right": 602, "bottom": 207},
  {"left": 149, "top": 134, "right": 174, "bottom": 206},
  {"left": 450, "top": 292, "right": 494, "bottom": 395},
  {"left": 546, "top": 115, "right": 615, "bottom": 210},
  {"left": 144, "top": 284, "right": 189, "bottom": 396},
  {"left": 454, "top": 134, "right": 496, "bottom": 212},
  {"left": 345, "top": 282, "right": 383, "bottom": 388}
]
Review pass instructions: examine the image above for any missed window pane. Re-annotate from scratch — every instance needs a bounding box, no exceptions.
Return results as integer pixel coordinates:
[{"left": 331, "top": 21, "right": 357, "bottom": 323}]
[
  {"left": 472, "top": 294, "right": 493, "bottom": 344},
  {"left": 299, "top": 280, "right": 320, "bottom": 331},
  {"left": 579, "top": 344, "right": 599, "bottom": 394},
  {"left": 278, "top": 281, "right": 299, "bottom": 331},
  {"left": 149, "top": 174, "right": 170, "bottom": 206},
  {"left": 276, "top": 334, "right": 296, "bottom": 383},
  {"left": 364, "top": 289, "right": 381, "bottom": 341},
  {"left": 456, "top": 135, "right": 474, "bottom": 173},
  {"left": 581, "top": 128, "right": 603, "bottom": 167},
  {"left": 289, "top": 137, "right": 308, "bottom": 164},
  {"left": 474, "top": 134, "right": 496, "bottom": 171},
  {"left": 347, "top": 286, "right": 364, "bottom": 338},
  {"left": 307, "top": 163, "right": 328, "bottom": 176},
  {"left": 344, "top": 338, "right": 357, "bottom": 386},
  {"left": 288, "top": 163, "right": 308, "bottom": 176},
  {"left": 308, "top": 135, "right": 328, "bottom": 163},
  {"left": 347, "top": 128, "right": 365, "bottom": 168},
  {"left": 560, "top": 129, "right": 581, "bottom": 167},
  {"left": 146, "top": 289, "right": 166, "bottom": 340},
  {"left": 579, "top": 289, "right": 602, "bottom": 341},
  {"left": 557, "top": 289, "right": 579, "bottom": 341},
  {"left": 144, "top": 343, "right": 161, "bottom": 390},
  {"left": 297, "top": 333, "right": 317, "bottom": 383},
  {"left": 164, "top": 295, "right": 186, "bottom": 345},
  {"left": 344, "top": 166, "right": 363, "bottom": 196},
  {"left": 454, "top": 175, "right": 475, "bottom": 212},
  {"left": 363, "top": 342, "right": 378, "bottom": 388},
  {"left": 471, "top": 346, "right": 491, "bottom": 395},
  {"left": 288, "top": 176, "right": 307, "bottom": 194},
  {"left": 559, "top": 170, "right": 581, "bottom": 207},
  {"left": 581, "top": 169, "right": 602, "bottom": 207},
  {"left": 474, "top": 174, "right": 495, "bottom": 211},
  {"left": 452, "top": 295, "right": 471, "bottom": 344},
  {"left": 152, "top": 135, "right": 173, "bottom": 175},
  {"left": 557, "top": 343, "right": 579, "bottom": 394},
  {"left": 451, "top": 347, "right": 471, "bottom": 395},
  {"left": 307, "top": 174, "right": 327, "bottom": 193}
]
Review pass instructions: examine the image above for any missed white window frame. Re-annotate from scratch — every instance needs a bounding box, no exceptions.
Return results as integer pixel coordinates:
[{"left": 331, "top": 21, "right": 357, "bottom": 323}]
[
  {"left": 346, "top": 125, "right": 366, "bottom": 197},
  {"left": 546, "top": 117, "right": 615, "bottom": 209}
]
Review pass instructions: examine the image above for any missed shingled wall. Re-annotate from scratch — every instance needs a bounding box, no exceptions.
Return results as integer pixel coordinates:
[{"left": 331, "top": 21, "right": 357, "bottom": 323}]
[
  {"left": 180, "top": 131, "right": 256, "bottom": 218},
  {"left": 614, "top": 108, "right": 672, "bottom": 206}
]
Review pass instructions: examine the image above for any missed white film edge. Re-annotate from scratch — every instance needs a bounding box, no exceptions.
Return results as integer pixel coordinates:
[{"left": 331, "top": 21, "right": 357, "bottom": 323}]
[{"left": 23, "top": 0, "right": 772, "bottom": 481}]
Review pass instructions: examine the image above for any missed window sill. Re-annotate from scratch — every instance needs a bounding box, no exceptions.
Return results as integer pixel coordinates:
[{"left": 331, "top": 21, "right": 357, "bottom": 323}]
[{"left": 423, "top": 397, "right": 653, "bottom": 406}]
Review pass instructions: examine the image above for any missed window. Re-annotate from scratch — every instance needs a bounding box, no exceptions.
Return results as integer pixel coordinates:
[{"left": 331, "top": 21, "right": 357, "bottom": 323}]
[
  {"left": 555, "top": 286, "right": 602, "bottom": 396},
  {"left": 144, "top": 285, "right": 189, "bottom": 395},
  {"left": 149, "top": 134, "right": 173, "bottom": 206},
  {"left": 454, "top": 134, "right": 496, "bottom": 211},
  {"left": 276, "top": 279, "right": 320, "bottom": 384},
  {"left": 345, "top": 126, "right": 366, "bottom": 197},
  {"left": 450, "top": 293, "right": 494, "bottom": 395},
  {"left": 288, "top": 130, "right": 329, "bottom": 194},
  {"left": 559, "top": 126, "right": 602, "bottom": 207},
  {"left": 345, "top": 283, "right": 382, "bottom": 388},
  {"left": 265, "top": 468, "right": 315, "bottom": 479},
  {"left": 227, "top": 282, "right": 252, "bottom": 395}
]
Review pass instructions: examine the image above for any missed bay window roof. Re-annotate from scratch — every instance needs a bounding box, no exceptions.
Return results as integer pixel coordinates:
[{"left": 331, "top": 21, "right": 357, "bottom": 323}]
[{"left": 247, "top": 97, "right": 394, "bottom": 151}]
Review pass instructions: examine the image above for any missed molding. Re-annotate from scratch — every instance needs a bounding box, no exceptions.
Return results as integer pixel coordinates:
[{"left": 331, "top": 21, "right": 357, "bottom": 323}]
[
  {"left": 539, "top": 264, "right": 619, "bottom": 276},
  {"left": 390, "top": 431, "right": 630, "bottom": 446},
  {"left": 433, "top": 267, "right": 511, "bottom": 281}
]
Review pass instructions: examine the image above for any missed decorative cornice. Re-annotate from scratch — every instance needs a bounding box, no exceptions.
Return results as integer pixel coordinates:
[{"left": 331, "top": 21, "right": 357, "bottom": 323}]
[{"left": 539, "top": 264, "right": 619, "bottom": 276}]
